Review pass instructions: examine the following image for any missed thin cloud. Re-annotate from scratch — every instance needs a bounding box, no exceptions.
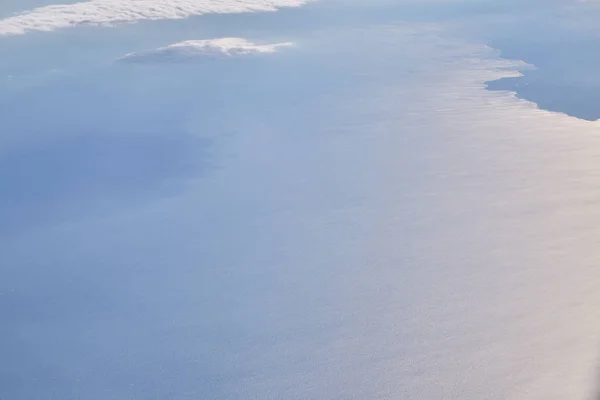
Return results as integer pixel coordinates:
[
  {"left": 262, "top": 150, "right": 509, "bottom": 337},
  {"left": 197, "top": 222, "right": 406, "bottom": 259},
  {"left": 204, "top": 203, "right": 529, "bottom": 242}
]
[
  {"left": 0, "top": 0, "right": 314, "bottom": 36},
  {"left": 118, "top": 38, "right": 293, "bottom": 63}
]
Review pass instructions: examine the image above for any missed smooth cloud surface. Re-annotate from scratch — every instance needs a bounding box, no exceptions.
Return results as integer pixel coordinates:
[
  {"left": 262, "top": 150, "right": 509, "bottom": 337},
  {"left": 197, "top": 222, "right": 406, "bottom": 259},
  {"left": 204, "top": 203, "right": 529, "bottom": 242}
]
[
  {"left": 0, "top": 0, "right": 314, "bottom": 36},
  {"left": 119, "top": 38, "right": 293, "bottom": 63}
]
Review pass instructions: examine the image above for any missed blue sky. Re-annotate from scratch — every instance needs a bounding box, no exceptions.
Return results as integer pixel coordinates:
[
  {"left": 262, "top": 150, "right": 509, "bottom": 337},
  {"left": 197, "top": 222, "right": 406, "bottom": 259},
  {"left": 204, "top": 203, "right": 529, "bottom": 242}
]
[{"left": 3, "top": 1, "right": 600, "bottom": 399}]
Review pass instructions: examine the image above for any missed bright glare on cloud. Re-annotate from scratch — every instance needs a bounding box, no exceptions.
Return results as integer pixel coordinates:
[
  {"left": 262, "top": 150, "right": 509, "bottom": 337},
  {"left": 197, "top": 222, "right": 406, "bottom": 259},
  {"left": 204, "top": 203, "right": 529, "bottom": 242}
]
[
  {"left": 0, "top": 0, "right": 314, "bottom": 36},
  {"left": 118, "top": 38, "right": 293, "bottom": 63}
]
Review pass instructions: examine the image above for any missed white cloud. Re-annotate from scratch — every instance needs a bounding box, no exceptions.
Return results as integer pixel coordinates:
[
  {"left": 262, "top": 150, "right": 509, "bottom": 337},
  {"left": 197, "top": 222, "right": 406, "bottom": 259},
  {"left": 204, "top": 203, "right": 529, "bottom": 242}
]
[
  {"left": 0, "top": 0, "right": 314, "bottom": 36},
  {"left": 118, "top": 38, "right": 293, "bottom": 63}
]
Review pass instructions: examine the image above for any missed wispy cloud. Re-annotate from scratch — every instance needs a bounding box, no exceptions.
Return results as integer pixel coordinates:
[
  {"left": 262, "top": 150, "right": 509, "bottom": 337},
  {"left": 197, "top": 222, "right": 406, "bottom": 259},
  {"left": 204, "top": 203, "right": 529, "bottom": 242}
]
[
  {"left": 0, "top": 0, "right": 314, "bottom": 36},
  {"left": 118, "top": 38, "right": 293, "bottom": 63}
]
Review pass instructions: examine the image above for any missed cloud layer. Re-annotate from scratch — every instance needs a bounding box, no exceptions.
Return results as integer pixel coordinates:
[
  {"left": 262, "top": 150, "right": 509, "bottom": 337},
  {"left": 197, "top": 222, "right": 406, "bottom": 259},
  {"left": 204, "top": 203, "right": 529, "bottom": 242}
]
[
  {"left": 0, "top": 0, "right": 314, "bottom": 36},
  {"left": 118, "top": 38, "right": 292, "bottom": 63}
]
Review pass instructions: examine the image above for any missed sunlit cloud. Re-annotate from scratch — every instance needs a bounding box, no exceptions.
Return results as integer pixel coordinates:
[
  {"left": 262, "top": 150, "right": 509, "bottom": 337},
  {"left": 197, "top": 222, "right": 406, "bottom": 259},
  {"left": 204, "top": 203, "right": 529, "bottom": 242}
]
[
  {"left": 118, "top": 38, "right": 293, "bottom": 63},
  {"left": 0, "top": 0, "right": 315, "bottom": 36}
]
